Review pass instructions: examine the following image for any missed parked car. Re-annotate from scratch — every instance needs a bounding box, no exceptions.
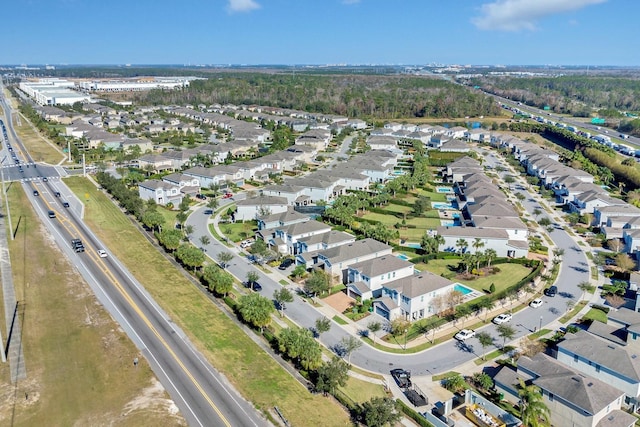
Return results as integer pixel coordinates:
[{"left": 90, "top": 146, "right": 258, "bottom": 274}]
[
  {"left": 390, "top": 369, "right": 412, "bottom": 388},
  {"left": 204, "top": 209, "right": 213, "bottom": 215},
  {"left": 279, "top": 258, "right": 295, "bottom": 270},
  {"left": 544, "top": 285, "right": 558, "bottom": 297},
  {"left": 529, "top": 298, "right": 543, "bottom": 308},
  {"left": 222, "top": 192, "right": 233, "bottom": 199},
  {"left": 493, "top": 313, "right": 512, "bottom": 324},
  {"left": 454, "top": 329, "right": 476, "bottom": 341},
  {"left": 195, "top": 193, "right": 207, "bottom": 200}
]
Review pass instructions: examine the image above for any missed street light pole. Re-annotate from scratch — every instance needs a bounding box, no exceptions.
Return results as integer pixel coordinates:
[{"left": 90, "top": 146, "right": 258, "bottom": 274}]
[
  {"left": 539, "top": 316, "right": 543, "bottom": 332},
  {"left": 0, "top": 156, "right": 13, "bottom": 241},
  {"left": 404, "top": 328, "right": 408, "bottom": 350}
]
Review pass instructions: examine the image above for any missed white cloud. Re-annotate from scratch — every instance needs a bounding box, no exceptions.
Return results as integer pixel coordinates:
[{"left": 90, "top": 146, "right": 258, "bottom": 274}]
[
  {"left": 472, "top": 0, "right": 606, "bottom": 31},
  {"left": 227, "top": 0, "right": 260, "bottom": 13}
]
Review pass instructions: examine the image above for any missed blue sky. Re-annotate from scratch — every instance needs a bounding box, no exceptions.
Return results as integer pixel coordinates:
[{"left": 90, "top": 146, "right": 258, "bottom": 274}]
[{"left": 1, "top": 0, "right": 635, "bottom": 66}]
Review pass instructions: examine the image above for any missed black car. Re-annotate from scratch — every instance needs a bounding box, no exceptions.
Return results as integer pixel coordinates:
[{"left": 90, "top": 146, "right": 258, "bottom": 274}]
[
  {"left": 71, "top": 238, "right": 85, "bottom": 253},
  {"left": 33, "top": 190, "right": 39, "bottom": 196},
  {"left": 390, "top": 369, "right": 412, "bottom": 388},
  {"left": 204, "top": 209, "right": 213, "bottom": 215},
  {"left": 42, "top": 177, "right": 48, "bottom": 182},
  {"left": 278, "top": 258, "right": 295, "bottom": 270},
  {"left": 195, "top": 193, "right": 207, "bottom": 200},
  {"left": 544, "top": 285, "right": 558, "bottom": 297},
  {"left": 55, "top": 191, "right": 61, "bottom": 197},
  {"left": 62, "top": 201, "right": 70, "bottom": 208},
  {"left": 246, "top": 281, "right": 262, "bottom": 292}
]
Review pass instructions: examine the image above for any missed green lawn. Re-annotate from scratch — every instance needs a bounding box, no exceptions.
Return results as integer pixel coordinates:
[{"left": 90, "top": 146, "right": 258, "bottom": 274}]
[
  {"left": 415, "top": 188, "right": 448, "bottom": 202},
  {"left": 414, "top": 259, "right": 533, "bottom": 294},
  {"left": 338, "top": 377, "right": 386, "bottom": 404},
  {"left": 156, "top": 205, "right": 180, "bottom": 227},
  {"left": 382, "top": 203, "right": 413, "bottom": 215},
  {"left": 65, "top": 177, "right": 351, "bottom": 427},
  {"left": 219, "top": 221, "right": 257, "bottom": 242},
  {"left": 360, "top": 212, "right": 442, "bottom": 241},
  {"left": 582, "top": 307, "right": 608, "bottom": 324}
]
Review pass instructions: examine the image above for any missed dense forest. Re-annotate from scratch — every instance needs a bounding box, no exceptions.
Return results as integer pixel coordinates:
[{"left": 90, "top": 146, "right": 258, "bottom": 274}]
[
  {"left": 472, "top": 76, "right": 640, "bottom": 115},
  {"left": 129, "top": 73, "right": 501, "bottom": 120}
]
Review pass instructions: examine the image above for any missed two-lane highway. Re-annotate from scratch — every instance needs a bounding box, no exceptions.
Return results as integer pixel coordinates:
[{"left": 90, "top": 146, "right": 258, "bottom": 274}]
[{"left": 1, "top": 86, "right": 269, "bottom": 426}]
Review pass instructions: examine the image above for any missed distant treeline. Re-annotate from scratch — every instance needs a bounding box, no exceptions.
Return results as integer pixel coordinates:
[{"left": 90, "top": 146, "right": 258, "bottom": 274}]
[
  {"left": 472, "top": 76, "right": 640, "bottom": 116},
  {"left": 128, "top": 73, "right": 501, "bottom": 120}
]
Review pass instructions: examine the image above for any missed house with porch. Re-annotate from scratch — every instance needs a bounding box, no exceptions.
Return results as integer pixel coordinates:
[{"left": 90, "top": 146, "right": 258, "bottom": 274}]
[
  {"left": 372, "top": 271, "right": 458, "bottom": 322},
  {"left": 138, "top": 179, "right": 183, "bottom": 206},
  {"left": 346, "top": 256, "right": 415, "bottom": 301}
]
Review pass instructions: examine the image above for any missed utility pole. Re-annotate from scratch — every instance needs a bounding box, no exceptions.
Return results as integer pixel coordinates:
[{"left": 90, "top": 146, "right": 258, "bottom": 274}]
[{"left": 0, "top": 157, "right": 13, "bottom": 241}]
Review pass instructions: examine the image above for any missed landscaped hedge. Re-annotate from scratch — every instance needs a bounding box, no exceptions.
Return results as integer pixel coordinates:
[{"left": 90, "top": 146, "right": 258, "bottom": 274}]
[
  {"left": 357, "top": 217, "right": 383, "bottom": 226},
  {"left": 396, "top": 400, "right": 434, "bottom": 427}
]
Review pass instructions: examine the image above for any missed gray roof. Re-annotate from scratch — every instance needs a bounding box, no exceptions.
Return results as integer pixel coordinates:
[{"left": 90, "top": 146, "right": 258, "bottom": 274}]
[
  {"left": 595, "top": 410, "right": 636, "bottom": 427},
  {"left": 587, "top": 321, "right": 628, "bottom": 347},
  {"left": 276, "top": 220, "right": 331, "bottom": 237},
  {"left": 258, "top": 208, "right": 308, "bottom": 224},
  {"left": 519, "top": 353, "right": 625, "bottom": 415},
  {"left": 383, "top": 271, "right": 454, "bottom": 299},
  {"left": 558, "top": 329, "right": 640, "bottom": 381},
  {"left": 318, "top": 238, "right": 391, "bottom": 264},
  {"left": 138, "top": 179, "right": 174, "bottom": 191},
  {"left": 437, "top": 226, "right": 508, "bottom": 240},
  {"left": 607, "top": 307, "right": 640, "bottom": 328},
  {"left": 466, "top": 201, "right": 518, "bottom": 218},
  {"left": 236, "top": 195, "right": 288, "bottom": 207},
  {"left": 297, "top": 230, "right": 355, "bottom": 246},
  {"left": 376, "top": 296, "right": 398, "bottom": 310},
  {"left": 348, "top": 255, "right": 413, "bottom": 277}
]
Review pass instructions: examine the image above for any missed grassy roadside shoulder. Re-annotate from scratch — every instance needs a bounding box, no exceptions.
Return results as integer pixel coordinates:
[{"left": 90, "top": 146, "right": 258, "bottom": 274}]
[
  {"left": 0, "top": 182, "right": 183, "bottom": 426},
  {"left": 65, "top": 176, "right": 351, "bottom": 426}
]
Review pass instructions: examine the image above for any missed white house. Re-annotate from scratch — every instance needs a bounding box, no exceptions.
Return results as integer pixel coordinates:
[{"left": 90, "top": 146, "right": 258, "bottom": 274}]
[
  {"left": 373, "top": 271, "right": 459, "bottom": 322},
  {"left": 272, "top": 220, "right": 332, "bottom": 255},
  {"left": 138, "top": 179, "right": 183, "bottom": 206},
  {"left": 235, "top": 195, "right": 289, "bottom": 222},
  {"left": 346, "top": 255, "right": 415, "bottom": 300}
]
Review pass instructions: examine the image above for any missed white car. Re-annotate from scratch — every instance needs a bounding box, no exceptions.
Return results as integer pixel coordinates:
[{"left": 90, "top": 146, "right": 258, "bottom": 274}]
[
  {"left": 529, "top": 298, "right": 543, "bottom": 309},
  {"left": 493, "top": 313, "right": 512, "bottom": 324},
  {"left": 97, "top": 249, "right": 108, "bottom": 258},
  {"left": 454, "top": 329, "right": 476, "bottom": 341}
]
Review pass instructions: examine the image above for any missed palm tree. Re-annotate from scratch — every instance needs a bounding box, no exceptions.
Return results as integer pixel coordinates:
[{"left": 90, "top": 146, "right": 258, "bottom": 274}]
[
  {"left": 484, "top": 248, "right": 497, "bottom": 268},
  {"left": 577, "top": 281, "right": 594, "bottom": 301},
  {"left": 476, "top": 332, "right": 494, "bottom": 361},
  {"left": 455, "top": 238, "right": 468, "bottom": 254},
  {"left": 518, "top": 379, "right": 551, "bottom": 427}
]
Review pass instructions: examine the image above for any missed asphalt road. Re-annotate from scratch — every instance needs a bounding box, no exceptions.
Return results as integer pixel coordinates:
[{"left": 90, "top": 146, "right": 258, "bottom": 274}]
[
  {"left": 1, "top": 87, "right": 268, "bottom": 427},
  {"left": 187, "top": 154, "right": 589, "bottom": 378}
]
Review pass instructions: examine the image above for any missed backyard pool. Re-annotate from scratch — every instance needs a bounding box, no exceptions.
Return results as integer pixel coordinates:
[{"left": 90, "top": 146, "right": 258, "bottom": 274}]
[
  {"left": 436, "top": 187, "right": 454, "bottom": 193},
  {"left": 407, "top": 243, "right": 421, "bottom": 249},
  {"left": 454, "top": 283, "right": 474, "bottom": 295},
  {"left": 432, "top": 202, "right": 456, "bottom": 210},
  {"left": 396, "top": 254, "right": 410, "bottom": 261}
]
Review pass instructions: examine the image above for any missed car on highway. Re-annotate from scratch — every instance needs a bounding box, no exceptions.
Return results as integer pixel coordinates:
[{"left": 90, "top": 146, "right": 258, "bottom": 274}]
[
  {"left": 493, "top": 313, "right": 512, "bottom": 324},
  {"left": 97, "top": 249, "right": 108, "bottom": 258},
  {"left": 71, "top": 238, "right": 85, "bottom": 253},
  {"left": 47, "top": 210, "right": 56, "bottom": 218},
  {"left": 42, "top": 176, "right": 48, "bottom": 182},
  {"left": 278, "top": 258, "right": 295, "bottom": 270},
  {"left": 62, "top": 201, "right": 70, "bottom": 208},
  {"left": 33, "top": 190, "right": 39, "bottom": 196},
  {"left": 55, "top": 191, "right": 61, "bottom": 197},
  {"left": 390, "top": 368, "right": 412, "bottom": 388},
  {"left": 530, "top": 298, "right": 543, "bottom": 308},
  {"left": 454, "top": 329, "right": 476, "bottom": 341}
]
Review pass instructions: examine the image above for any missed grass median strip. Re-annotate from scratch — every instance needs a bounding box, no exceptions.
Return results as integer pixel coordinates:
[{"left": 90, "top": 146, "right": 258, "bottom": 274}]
[
  {"left": 0, "top": 183, "right": 182, "bottom": 426},
  {"left": 65, "top": 177, "right": 350, "bottom": 426}
]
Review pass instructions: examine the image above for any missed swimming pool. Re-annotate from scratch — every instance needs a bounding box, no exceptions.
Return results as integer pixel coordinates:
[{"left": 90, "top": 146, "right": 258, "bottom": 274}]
[
  {"left": 436, "top": 187, "right": 454, "bottom": 193},
  {"left": 432, "top": 202, "right": 455, "bottom": 210},
  {"left": 407, "top": 243, "right": 421, "bottom": 249},
  {"left": 454, "top": 284, "right": 474, "bottom": 295},
  {"left": 440, "top": 220, "right": 455, "bottom": 226},
  {"left": 396, "top": 254, "right": 410, "bottom": 261}
]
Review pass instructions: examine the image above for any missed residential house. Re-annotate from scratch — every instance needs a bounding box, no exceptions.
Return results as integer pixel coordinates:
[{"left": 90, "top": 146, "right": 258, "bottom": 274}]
[
  {"left": 437, "top": 226, "right": 528, "bottom": 258},
  {"left": 271, "top": 220, "right": 332, "bottom": 255},
  {"left": 297, "top": 230, "right": 355, "bottom": 255},
  {"left": 138, "top": 179, "right": 183, "bottom": 206},
  {"left": 257, "top": 208, "right": 309, "bottom": 231},
  {"left": 373, "top": 271, "right": 459, "bottom": 321},
  {"left": 346, "top": 256, "right": 415, "bottom": 300},
  {"left": 235, "top": 195, "right": 289, "bottom": 222},
  {"left": 494, "top": 353, "right": 634, "bottom": 427}
]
